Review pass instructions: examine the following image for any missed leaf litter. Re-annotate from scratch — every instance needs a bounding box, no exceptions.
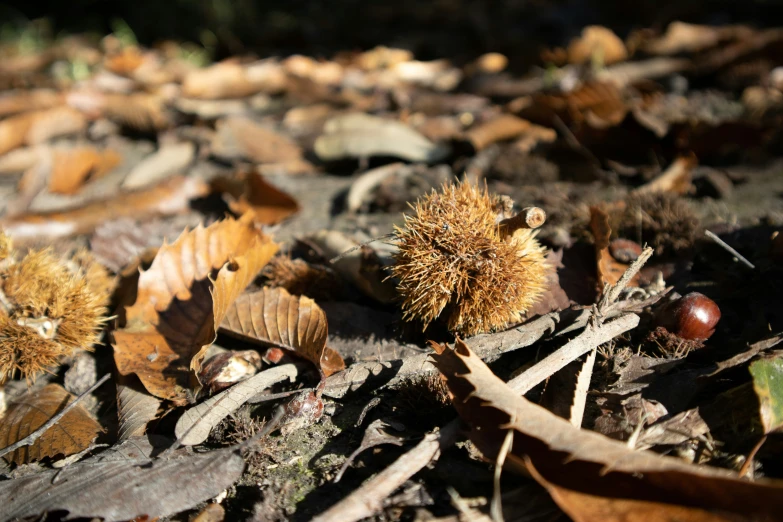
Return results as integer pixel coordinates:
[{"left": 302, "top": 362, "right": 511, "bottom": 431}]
[{"left": 1, "top": 9, "right": 783, "bottom": 521}]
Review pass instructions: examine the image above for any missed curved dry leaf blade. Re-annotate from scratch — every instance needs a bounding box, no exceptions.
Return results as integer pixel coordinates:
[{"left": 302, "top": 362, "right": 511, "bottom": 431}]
[
  {"left": 232, "top": 171, "right": 300, "bottom": 225},
  {"left": 221, "top": 286, "right": 345, "bottom": 376},
  {"left": 0, "top": 446, "right": 244, "bottom": 521},
  {"left": 1, "top": 175, "right": 209, "bottom": 243},
  {"left": 116, "top": 374, "right": 162, "bottom": 441},
  {"left": 634, "top": 156, "right": 696, "bottom": 196},
  {"left": 0, "top": 383, "right": 103, "bottom": 465},
  {"left": 113, "top": 214, "right": 279, "bottom": 404},
  {"left": 527, "top": 460, "right": 736, "bottom": 522},
  {"left": 174, "top": 364, "right": 299, "bottom": 446},
  {"left": 68, "top": 91, "right": 171, "bottom": 132},
  {"left": 212, "top": 116, "right": 303, "bottom": 164},
  {"left": 430, "top": 339, "right": 783, "bottom": 520},
  {"left": 123, "top": 142, "right": 195, "bottom": 190},
  {"left": 0, "top": 89, "right": 63, "bottom": 118},
  {"left": 181, "top": 60, "right": 286, "bottom": 99},
  {"left": 214, "top": 170, "right": 300, "bottom": 225},
  {"left": 464, "top": 114, "right": 534, "bottom": 151},
  {"left": 314, "top": 113, "right": 450, "bottom": 162},
  {"left": 49, "top": 147, "right": 121, "bottom": 195}
]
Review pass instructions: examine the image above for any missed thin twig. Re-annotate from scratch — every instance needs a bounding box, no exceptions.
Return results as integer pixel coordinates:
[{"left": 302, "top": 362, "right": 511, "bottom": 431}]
[
  {"left": 312, "top": 418, "right": 462, "bottom": 522},
  {"left": 0, "top": 373, "right": 111, "bottom": 459},
  {"left": 329, "top": 233, "right": 397, "bottom": 264},
  {"left": 598, "top": 246, "right": 654, "bottom": 313},
  {"left": 491, "top": 430, "right": 514, "bottom": 522},
  {"left": 506, "top": 313, "right": 639, "bottom": 395},
  {"left": 704, "top": 230, "right": 755, "bottom": 269}
]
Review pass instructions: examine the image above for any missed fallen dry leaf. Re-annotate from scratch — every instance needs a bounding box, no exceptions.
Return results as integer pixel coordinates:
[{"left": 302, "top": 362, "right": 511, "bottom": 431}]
[
  {"left": 634, "top": 155, "right": 697, "bottom": 196},
  {"left": 641, "top": 22, "right": 742, "bottom": 55},
  {"left": 566, "top": 26, "right": 628, "bottom": 66},
  {"left": 306, "top": 229, "right": 397, "bottom": 304},
  {"left": 531, "top": 82, "right": 627, "bottom": 129},
  {"left": 464, "top": 114, "right": 553, "bottom": 151},
  {"left": 181, "top": 60, "right": 287, "bottom": 99},
  {"left": 122, "top": 142, "right": 195, "bottom": 190},
  {"left": 0, "top": 383, "right": 102, "bottom": 465},
  {"left": 527, "top": 461, "right": 739, "bottom": 522},
  {"left": 49, "top": 146, "right": 122, "bottom": 194},
  {"left": 175, "top": 363, "right": 299, "bottom": 446},
  {"left": 221, "top": 286, "right": 345, "bottom": 377},
  {"left": 116, "top": 374, "right": 161, "bottom": 441},
  {"left": 0, "top": 147, "right": 39, "bottom": 174},
  {"left": 67, "top": 91, "right": 171, "bottom": 132},
  {"left": 112, "top": 214, "right": 279, "bottom": 404},
  {"left": 0, "top": 439, "right": 244, "bottom": 521},
  {"left": 0, "top": 107, "right": 87, "bottom": 156},
  {"left": 211, "top": 116, "right": 303, "bottom": 164},
  {"left": 430, "top": 339, "right": 783, "bottom": 521},
  {"left": 214, "top": 169, "right": 300, "bottom": 225},
  {"left": 0, "top": 89, "right": 63, "bottom": 118},
  {"left": 1, "top": 175, "right": 209, "bottom": 242},
  {"left": 590, "top": 205, "right": 636, "bottom": 288},
  {"left": 314, "top": 113, "right": 450, "bottom": 162}
]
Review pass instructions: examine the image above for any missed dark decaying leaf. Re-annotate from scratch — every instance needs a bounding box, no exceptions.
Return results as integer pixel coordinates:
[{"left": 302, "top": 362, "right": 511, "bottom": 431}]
[
  {"left": 113, "top": 214, "right": 279, "bottom": 404},
  {"left": 221, "top": 286, "right": 345, "bottom": 376},
  {"left": 0, "top": 440, "right": 244, "bottom": 522},
  {"left": 430, "top": 338, "right": 783, "bottom": 521},
  {"left": 0, "top": 383, "right": 103, "bottom": 465}
]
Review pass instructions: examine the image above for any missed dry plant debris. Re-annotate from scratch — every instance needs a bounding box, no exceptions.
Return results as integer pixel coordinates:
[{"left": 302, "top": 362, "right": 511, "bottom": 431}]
[
  {"left": 0, "top": 383, "right": 102, "bottom": 464},
  {"left": 1, "top": 9, "right": 783, "bottom": 521}
]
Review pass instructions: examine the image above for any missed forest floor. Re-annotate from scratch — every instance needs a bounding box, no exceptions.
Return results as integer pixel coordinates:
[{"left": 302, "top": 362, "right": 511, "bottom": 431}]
[{"left": 0, "top": 12, "right": 783, "bottom": 522}]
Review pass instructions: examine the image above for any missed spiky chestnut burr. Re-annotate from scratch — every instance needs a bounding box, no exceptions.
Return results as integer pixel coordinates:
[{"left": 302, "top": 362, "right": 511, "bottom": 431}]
[
  {"left": 390, "top": 182, "right": 548, "bottom": 337},
  {"left": 0, "top": 236, "right": 111, "bottom": 383}
]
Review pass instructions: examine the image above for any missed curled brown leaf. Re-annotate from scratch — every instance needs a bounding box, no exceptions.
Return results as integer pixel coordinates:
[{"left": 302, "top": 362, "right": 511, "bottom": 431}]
[{"left": 113, "top": 213, "right": 279, "bottom": 404}]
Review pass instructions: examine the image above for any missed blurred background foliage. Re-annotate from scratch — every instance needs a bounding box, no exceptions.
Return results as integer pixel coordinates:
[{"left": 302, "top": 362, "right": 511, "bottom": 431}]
[{"left": 1, "top": 0, "right": 783, "bottom": 67}]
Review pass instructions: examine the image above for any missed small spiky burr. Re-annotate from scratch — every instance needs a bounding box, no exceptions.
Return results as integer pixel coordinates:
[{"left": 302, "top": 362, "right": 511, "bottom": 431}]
[
  {"left": 0, "top": 235, "right": 111, "bottom": 383},
  {"left": 391, "top": 181, "right": 548, "bottom": 337}
]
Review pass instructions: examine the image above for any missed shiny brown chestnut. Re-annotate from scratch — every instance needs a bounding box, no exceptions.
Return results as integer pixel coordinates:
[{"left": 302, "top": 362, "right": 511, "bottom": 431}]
[{"left": 657, "top": 292, "right": 721, "bottom": 341}]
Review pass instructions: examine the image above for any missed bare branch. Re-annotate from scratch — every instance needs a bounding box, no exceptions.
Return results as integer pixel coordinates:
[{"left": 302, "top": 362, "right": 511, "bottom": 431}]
[
  {"left": 312, "top": 419, "right": 462, "bottom": 522},
  {"left": 507, "top": 313, "right": 639, "bottom": 395}
]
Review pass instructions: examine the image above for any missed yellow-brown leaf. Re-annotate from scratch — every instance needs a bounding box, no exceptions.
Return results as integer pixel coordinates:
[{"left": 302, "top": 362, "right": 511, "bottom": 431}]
[
  {"left": 112, "top": 214, "right": 279, "bottom": 404},
  {"left": 49, "top": 147, "right": 122, "bottom": 195},
  {"left": 221, "top": 286, "right": 345, "bottom": 377},
  {"left": 0, "top": 384, "right": 102, "bottom": 464}
]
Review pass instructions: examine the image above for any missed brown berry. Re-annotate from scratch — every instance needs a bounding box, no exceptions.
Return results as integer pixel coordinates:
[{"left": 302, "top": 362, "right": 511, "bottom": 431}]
[
  {"left": 657, "top": 292, "right": 721, "bottom": 341},
  {"left": 609, "top": 239, "right": 643, "bottom": 264}
]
